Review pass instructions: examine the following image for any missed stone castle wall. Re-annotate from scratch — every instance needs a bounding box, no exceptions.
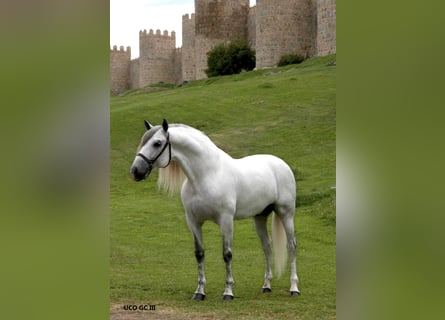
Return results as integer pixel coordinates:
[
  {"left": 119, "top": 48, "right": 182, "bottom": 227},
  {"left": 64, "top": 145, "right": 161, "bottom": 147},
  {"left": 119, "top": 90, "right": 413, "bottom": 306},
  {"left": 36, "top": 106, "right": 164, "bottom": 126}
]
[
  {"left": 138, "top": 29, "right": 177, "bottom": 87},
  {"left": 110, "top": 0, "right": 336, "bottom": 94},
  {"left": 317, "top": 0, "right": 336, "bottom": 56},
  {"left": 182, "top": 14, "right": 196, "bottom": 82},
  {"left": 194, "top": 0, "right": 249, "bottom": 39},
  {"left": 110, "top": 46, "right": 131, "bottom": 95},
  {"left": 194, "top": 0, "right": 250, "bottom": 79},
  {"left": 247, "top": 5, "right": 256, "bottom": 50},
  {"left": 173, "top": 48, "right": 183, "bottom": 85},
  {"left": 129, "top": 58, "right": 140, "bottom": 89},
  {"left": 255, "top": 0, "right": 317, "bottom": 69}
]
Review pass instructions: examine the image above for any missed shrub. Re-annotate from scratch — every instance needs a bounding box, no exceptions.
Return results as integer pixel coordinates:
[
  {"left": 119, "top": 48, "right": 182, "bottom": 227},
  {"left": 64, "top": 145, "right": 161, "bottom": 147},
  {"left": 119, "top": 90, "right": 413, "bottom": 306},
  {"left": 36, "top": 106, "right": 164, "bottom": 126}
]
[
  {"left": 205, "top": 41, "right": 255, "bottom": 77},
  {"left": 277, "top": 54, "right": 305, "bottom": 67}
]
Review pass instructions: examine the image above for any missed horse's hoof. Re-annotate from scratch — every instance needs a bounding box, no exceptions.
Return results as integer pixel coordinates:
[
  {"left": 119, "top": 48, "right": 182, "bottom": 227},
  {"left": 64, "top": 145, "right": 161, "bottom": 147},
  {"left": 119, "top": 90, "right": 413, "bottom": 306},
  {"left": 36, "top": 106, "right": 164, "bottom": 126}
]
[
  {"left": 192, "top": 293, "right": 206, "bottom": 301},
  {"left": 262, "top": 287, "right": 272, "bottom": 293},
  {"left": 290, "top": 291, "right": 300, "bottom": 296},
  {"left": 222, "top": 294, "right": 234, "bottom": 301}
]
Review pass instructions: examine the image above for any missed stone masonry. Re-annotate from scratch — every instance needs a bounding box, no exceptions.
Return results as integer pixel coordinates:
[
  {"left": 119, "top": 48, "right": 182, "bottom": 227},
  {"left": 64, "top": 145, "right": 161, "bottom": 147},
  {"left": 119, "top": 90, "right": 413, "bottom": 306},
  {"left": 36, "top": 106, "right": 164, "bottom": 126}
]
[
  {"left": 317, "top": 0, "right": 336, "bottom": 56},
  {"left": 110, "top": 0, "right": 336, "bottom": 94},
  {"left": 138, "top": 29, "right": 177, "bottom": 87},
  {"left": 110, "top": 46, "right": 131, "bottom": 95},
  {"left": 255, "top": 0, "right": 317, "bottom": 68}
]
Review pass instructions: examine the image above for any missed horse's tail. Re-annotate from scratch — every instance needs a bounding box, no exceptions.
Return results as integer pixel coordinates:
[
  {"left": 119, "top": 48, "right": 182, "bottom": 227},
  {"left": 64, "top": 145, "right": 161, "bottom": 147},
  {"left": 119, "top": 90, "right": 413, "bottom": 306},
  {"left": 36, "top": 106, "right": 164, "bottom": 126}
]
[{"left": 272, "top": 212, "right": 288, "bottom": 278}]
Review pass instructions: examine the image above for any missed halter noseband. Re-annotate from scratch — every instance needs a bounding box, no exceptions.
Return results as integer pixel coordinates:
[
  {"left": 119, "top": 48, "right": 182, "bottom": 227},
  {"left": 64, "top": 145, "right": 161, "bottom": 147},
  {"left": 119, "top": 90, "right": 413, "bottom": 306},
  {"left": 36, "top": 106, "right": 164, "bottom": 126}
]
[{"left": 137, "top": 134, "right": 171, "bottom": 168}]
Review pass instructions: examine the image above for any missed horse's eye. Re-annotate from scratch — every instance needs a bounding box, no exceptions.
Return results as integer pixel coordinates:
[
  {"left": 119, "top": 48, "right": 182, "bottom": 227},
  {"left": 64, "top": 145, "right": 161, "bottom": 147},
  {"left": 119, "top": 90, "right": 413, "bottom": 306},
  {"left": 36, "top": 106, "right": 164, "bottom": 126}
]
[{"left": 153, "top": 140, "right": 162, "bottom": 148}]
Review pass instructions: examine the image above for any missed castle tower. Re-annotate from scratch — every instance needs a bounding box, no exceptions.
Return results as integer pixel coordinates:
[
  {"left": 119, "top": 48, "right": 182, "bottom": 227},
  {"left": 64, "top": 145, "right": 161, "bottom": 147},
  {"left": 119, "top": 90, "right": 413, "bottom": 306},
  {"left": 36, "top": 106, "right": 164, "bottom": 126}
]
[
  {"left": 255, "top": 0, "right": 317, "bottom": 68},
  {"left": 110, "top": 45, "right": 131, "bottom": 95},
  {"left": 138, "top": 29, "right": 177, "bottom": 87},
  {"left": 182, "top": 13, "right": 196, "bottom": 82},
  {"left": 194, "top": 0, "right": 250, "bottom": 79}
]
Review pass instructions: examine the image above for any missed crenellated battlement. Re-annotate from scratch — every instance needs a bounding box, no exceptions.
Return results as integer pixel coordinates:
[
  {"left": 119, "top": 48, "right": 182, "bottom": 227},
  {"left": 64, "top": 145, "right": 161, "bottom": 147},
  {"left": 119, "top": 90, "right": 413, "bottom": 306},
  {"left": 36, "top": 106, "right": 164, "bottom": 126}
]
[
  {"left": 182, "top": 13, "right": 195, "bottom": 21},
  {"left": 110, "top": 45, "right": 131, "bottom": 53},
  {"left": 111, "top": 0, "right": 336, "bottom": 95},
  {"left": 139, "top": 29, "right": 176, "bottom": 40}
]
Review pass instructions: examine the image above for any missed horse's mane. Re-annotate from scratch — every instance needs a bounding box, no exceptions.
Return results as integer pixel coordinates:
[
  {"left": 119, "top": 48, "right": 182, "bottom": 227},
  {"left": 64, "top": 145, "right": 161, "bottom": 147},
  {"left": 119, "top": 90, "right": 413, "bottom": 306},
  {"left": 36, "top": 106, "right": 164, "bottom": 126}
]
[
  {"left": 157, "top": 124, "right": 202, "bottom": 195},
  {"left": 158, "top": 160, "right": 186, "bottom": 195}
]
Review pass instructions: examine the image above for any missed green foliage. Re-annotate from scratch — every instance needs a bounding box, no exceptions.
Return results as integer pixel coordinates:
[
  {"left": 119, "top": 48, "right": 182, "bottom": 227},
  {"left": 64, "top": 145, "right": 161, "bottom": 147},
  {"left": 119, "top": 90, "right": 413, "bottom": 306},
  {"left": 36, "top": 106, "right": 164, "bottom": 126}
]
[
  {"left": 277, "top": 53, "right": 305, "bottom": 67},
  {"left": 111, "top": 55, "right": 336, "bottom": 319},
  {"left": 205, "top": 41, "right": 256, "bottom": 77}
]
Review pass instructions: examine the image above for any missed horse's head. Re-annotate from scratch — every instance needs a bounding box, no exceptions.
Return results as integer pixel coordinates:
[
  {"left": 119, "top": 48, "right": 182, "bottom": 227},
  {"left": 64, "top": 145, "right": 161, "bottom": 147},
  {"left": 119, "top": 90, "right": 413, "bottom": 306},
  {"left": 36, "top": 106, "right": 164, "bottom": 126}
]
[{"left": 130, "top": 119, "right": 171, "bottom": 181}]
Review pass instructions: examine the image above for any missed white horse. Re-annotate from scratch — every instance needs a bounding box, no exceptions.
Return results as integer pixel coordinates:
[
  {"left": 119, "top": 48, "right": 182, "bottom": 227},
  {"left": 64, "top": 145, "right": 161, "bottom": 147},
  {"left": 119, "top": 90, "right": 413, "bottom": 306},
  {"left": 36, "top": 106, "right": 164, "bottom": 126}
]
[{"left": 130, "top": 119, "right": 300, "bottom": 300}]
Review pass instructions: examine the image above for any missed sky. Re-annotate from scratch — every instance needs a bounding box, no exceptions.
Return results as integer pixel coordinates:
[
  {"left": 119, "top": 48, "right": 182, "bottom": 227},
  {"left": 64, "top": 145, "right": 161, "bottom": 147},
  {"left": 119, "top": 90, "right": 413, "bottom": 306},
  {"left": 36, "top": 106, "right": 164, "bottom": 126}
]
[{"left": 110, "top": 0, "right": 256, "bottom": 59}]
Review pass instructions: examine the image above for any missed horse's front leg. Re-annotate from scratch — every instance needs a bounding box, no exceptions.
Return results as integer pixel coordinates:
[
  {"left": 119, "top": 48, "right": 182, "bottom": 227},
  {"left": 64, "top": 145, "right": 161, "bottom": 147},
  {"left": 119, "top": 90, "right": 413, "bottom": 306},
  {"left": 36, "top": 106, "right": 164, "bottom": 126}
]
[
  {"left": 188, "top": 220, "right": 206, "bottom": 300},
  {"left": 220, "top": 217, "right": 234, "bottom": 300}
]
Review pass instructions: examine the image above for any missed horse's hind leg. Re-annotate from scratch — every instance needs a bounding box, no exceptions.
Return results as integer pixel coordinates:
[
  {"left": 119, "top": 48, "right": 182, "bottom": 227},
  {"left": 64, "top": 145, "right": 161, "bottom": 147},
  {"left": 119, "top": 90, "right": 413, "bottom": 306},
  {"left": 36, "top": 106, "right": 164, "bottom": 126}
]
[
  {"left": 253, "top": 215, "right": 273, "bottom": 292},
  {"left": 276, "top": 204, "right": 300, "bottom": 295}
]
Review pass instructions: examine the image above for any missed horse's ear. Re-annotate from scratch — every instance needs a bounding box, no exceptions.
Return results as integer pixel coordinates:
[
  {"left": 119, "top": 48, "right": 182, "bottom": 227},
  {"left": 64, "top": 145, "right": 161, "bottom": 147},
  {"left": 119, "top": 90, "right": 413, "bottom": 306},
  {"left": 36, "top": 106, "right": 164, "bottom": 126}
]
[
  {"left": 144, "top": 120, "right": 152, "bottom": 130},
  {"left": 162, "top": 119, "right": 169, "bottom": 132}
]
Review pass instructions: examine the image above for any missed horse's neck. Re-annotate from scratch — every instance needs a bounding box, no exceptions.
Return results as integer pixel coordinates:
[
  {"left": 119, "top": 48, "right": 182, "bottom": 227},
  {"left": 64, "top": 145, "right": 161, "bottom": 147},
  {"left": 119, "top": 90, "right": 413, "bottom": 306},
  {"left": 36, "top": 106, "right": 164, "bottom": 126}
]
[{"left": 170, "top": 126, "right": 228, "bottom": 183}]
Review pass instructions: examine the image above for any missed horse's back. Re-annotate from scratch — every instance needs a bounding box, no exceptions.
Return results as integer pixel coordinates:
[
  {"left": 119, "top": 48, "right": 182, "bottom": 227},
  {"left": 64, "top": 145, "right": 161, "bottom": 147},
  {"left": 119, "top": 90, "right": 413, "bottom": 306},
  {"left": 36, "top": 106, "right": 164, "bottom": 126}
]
[{"left": 236, "top": 154, "right": 295, "bottom": 187}]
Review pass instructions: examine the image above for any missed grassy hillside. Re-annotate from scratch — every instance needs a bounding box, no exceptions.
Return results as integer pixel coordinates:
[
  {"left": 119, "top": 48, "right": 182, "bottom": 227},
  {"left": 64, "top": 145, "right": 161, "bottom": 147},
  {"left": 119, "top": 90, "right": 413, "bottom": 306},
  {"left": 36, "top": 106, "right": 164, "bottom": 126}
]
[{"left": 110, "top": 54, "right": 336, "bottom": 319}]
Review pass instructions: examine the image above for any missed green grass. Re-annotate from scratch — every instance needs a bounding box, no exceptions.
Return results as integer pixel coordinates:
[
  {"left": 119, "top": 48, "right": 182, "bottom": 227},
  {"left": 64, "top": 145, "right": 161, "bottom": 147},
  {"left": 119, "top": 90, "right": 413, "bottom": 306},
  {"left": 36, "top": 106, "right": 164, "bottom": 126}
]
[{"left": 110, "top": 54, "right": 336, "bottom": 319}]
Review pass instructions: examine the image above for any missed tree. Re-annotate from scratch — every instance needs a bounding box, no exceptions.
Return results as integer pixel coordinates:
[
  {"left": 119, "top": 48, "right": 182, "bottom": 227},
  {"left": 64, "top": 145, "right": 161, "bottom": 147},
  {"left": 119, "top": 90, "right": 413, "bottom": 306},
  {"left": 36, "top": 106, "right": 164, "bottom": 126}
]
[{"left": 205, "top": 41, "right": 255, "bottom": 77}]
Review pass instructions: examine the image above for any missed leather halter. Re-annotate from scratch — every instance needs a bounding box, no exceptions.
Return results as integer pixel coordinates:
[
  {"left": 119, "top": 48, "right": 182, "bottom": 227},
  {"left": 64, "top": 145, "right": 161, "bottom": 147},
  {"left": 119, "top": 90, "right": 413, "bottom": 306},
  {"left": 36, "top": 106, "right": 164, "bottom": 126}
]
[{"left": 136, "top": 134, "right": 171, "bottom": 168}]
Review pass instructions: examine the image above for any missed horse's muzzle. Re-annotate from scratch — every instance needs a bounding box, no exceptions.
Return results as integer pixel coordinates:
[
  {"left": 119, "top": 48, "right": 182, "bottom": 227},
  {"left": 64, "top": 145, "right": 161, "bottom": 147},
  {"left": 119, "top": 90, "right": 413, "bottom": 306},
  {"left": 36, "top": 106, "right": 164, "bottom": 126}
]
[{"left": 130, "top": 164, "right": 151, "bottom": 181}]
